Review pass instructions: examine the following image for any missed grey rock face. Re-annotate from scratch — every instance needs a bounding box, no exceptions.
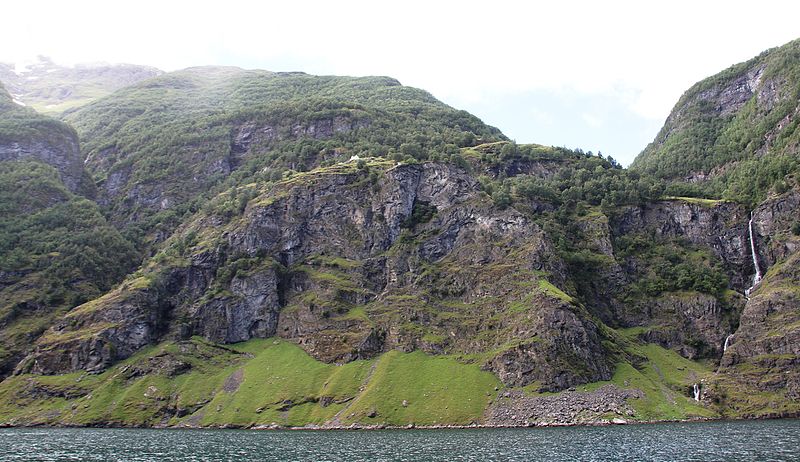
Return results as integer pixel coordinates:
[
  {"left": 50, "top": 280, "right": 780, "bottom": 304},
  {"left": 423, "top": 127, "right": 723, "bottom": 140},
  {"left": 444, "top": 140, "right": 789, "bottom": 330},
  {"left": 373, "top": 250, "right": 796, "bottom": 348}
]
[
  {"left": 95, "top": 115, "right": 372, "bottom": 231},
  {"left": 231, "top": 116, "right": 371, "bottom": 159},
  {"left": 692, "top": 65, "right": 764, "bottom": 117},
  {"left": 23, "top": 161, "right": 610, "bottom": 392},
  {"left": 638, "top": 292, "right": 745, "bottom": 359},
  {"left": 751, "top": 187, "right": 800, "bottom": 268},
  {"left": 0, "top": 137, "right": 84, "bottom": 194},
  {"left": 484, "top": 303, "right": 613, "bottom": 391},
  {"left": 711, "top": 186, "right": 800, "bottom": 399},
  {"left": 192, "top": 268, "right": 281, "bottom": 343},
  {"left": 17, "top": 285, "right": 165, "bottom": 375},
  {"left": 613, "top": 200, "right": 750, "bottom": 289},
  {"left": 722, "top": 187, "right": 800, "bottom": 366},
  {"left": 718, "top": 249, "right": 800, "bottom": 398}
]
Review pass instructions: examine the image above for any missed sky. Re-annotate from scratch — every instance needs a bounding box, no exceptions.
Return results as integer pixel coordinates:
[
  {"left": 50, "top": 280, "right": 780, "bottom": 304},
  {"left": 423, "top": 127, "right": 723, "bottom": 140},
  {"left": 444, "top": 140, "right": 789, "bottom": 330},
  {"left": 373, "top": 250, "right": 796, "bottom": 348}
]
[{"left": 2, "top": 0, "right": 799, "bottom": 165}]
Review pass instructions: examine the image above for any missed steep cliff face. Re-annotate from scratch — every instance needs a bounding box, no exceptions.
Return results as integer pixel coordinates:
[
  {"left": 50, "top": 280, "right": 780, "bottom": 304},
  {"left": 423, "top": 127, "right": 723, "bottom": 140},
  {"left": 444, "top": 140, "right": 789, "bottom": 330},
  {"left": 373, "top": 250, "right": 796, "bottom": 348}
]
[
  {"left": 0, "top": 84, "right": 89, "bottom": 195},
  {"left": 625, "top": 39, "right": 800, "bottom": 417},
  {"left": 20, "top": 161, "right": 611, "bottom": 392},
  {"left": 709, "top": 185, "right": 800, "bottom": 414},
  {"left": 749, "top": 186, "right": 800, "bottom": 267},
  {"left": 612, "top": 199, "right": 750, "bottom": 289},
  {"left": 555, "top": 199, "right": 749, "bottom": 360},
  {"left": 2, "top": 45, "right": 800, "bottom": 427}
]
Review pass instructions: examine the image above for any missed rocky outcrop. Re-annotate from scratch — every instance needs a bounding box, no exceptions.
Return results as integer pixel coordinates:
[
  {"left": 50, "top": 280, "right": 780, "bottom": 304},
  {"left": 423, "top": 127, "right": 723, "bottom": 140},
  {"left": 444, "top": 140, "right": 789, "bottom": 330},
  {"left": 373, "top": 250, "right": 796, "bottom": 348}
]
[
  {"left": 713, "top": 251, "right": 800, "bottom": 407},
  {"left": 612, "top": 199, "right": 750, "bottom": 289},
  {"left": 21, "top": 161, "right": 610, "bottom": 392},
  {"left": 711, "top": 185, "right": 800, "bottom": 403},
  {"left": 484, "top": 303, "right": 613, "bottom": 391},
  {"left": 721, "top": 251, "right": 800, "bottom": 368},
  {"left": 17, "top": 283, "right": 165, "bottom": 375},
  {"left": 0, "top": 137, "right": 85, "bottom": 194},
  {"left": 0, "top": 85, "right": 88, "bottom": 194},
  {"left": 230, "top": 117, "right": 371, "bottom": 166},
  {"left": 66, "top": 66, "right": 503, "bottom": 241},
  {"left": 750, "top": 187, "right": 800, "bottom": 268},
  {"left": 192, "top": 266, "right": 282, "bottom": 343},
  {"left": 636, "top": 292, "right": 744, "bottom": 359},
  {"left": 486, "top": 385, "right": 642, "bottom": 426}
]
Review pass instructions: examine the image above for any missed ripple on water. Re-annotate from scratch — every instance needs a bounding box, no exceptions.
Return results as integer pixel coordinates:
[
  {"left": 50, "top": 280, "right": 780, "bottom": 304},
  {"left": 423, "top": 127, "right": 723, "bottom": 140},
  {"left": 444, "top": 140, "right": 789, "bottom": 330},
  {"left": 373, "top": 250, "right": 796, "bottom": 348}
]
[{"left": 0, "top": 420, "right": 799, "bottom": 461}]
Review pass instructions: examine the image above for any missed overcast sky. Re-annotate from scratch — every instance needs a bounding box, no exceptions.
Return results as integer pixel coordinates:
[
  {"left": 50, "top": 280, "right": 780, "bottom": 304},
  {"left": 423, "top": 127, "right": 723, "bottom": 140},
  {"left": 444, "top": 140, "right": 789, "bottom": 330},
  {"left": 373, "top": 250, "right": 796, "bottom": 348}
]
[{"left": 3, "top": 0, "right": 799, "bottom": 165}]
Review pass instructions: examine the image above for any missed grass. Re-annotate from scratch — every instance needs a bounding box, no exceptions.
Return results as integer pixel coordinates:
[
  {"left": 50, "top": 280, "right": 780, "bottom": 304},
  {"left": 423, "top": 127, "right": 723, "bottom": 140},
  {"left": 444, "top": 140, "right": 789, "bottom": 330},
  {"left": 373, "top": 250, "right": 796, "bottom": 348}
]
[
  {"left": 337, "top": 350, "right": 500, "bottom": 426},
  {"left": 577, "top": 337, "right": 716, "bottom": 421},
  {"left": 198, "top": 339, "right": 369, "bottom": 427},
  {"left": 0, "top": 338, "right": 500, "bottom": 427},
  {"left": 709, "top": 361, "right": 800, "bottom": 418},
  {"left": 538, "top": 279, "right": 574, "bottom": 303}
]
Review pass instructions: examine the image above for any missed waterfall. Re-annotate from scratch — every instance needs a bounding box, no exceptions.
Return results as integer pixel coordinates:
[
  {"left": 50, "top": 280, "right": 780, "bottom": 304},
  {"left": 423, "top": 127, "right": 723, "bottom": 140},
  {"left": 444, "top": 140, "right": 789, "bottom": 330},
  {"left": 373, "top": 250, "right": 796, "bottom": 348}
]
[
  {"left": 693, "top": 383, "right": 701, "bottom": 401},
  {"left": 723, "top": 334, "right": 733, "bottom": 352},
  {"left": 745, "top": 216, "right": 762, "bottom": 297}
]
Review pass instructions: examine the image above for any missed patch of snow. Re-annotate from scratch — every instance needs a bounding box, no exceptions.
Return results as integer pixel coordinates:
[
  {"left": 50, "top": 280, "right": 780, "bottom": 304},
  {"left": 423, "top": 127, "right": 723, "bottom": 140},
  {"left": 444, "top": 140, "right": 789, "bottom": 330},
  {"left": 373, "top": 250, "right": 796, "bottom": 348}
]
[
  {"left": 10, "top": 94, "right": 26, "bottom": 106},
  {"left": 13, "top": 62, "right": 30, "bottom": 76}
]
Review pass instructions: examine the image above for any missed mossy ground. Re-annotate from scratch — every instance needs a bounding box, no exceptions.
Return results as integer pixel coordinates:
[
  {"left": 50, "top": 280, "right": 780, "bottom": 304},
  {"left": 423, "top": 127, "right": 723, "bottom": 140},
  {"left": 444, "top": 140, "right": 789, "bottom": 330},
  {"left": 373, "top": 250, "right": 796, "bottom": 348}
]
[
  {"left": 563, "top": 326, "right": 717, "bottom": 421},
  {"left": 0, "top": 338, "right": 500, "bottom": 427},
  {"left": 0, "top": 331, "right": 744, "bottom": 427}
]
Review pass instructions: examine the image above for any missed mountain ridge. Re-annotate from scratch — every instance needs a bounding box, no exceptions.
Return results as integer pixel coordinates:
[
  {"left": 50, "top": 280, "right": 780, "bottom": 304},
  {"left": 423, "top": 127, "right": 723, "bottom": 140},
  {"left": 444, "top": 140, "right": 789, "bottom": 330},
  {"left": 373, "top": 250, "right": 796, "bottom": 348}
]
[{"left": 0, "top": 41, "right": 798, "bottom": 427}]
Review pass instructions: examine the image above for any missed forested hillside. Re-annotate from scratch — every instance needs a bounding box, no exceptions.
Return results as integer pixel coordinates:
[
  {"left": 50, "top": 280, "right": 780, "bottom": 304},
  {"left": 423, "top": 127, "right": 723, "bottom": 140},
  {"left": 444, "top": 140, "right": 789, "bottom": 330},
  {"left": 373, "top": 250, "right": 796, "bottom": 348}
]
[
  {"left": 632, "top": 38, "right": 800, "bottom": 207},
  {"left": 0, "top": 83, "right": 137, "bottom": 378},
  {"left": 0, "top": 41, "right": 798, "bottom": 428}
]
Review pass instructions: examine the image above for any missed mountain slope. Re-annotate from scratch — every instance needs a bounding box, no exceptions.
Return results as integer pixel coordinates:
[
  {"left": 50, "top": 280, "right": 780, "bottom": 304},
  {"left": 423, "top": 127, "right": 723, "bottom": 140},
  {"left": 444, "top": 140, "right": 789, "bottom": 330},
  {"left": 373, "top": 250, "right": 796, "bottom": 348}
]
[
  {"left": 0, "top": 83, "right": 138, "bottom": 378},
  {"left": 63, "top": 67, "right": 504, "bottom": 247},
  {"left": 631, "top": 38, "right": 800, "bottom": 206},
  {"left": 2, "top": 47, "right": 800, "bottom": 428},
  {"left": 4, "top": 154, "right": 721, "bottom": 427},
  {"left": 0, "top": 57, "right": 162, "bottom": 114},
  {"left": 0, "top": 83, "right": 90, "bottom": 195},
  {"left": 18, "top": 159, "right": 612, "bottom": 393},
  {"left": 632, "top": 39, "right": 800, "bottom": 416}
]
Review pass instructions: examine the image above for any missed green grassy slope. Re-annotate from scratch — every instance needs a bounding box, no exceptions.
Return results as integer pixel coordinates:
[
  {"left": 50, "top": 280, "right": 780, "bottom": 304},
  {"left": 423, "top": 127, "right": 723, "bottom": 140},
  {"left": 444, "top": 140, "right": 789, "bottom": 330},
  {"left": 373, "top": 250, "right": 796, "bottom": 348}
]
[
  {"left": 0, "top": 59, "right": 162, "bottom": 115},
  {"left": 0, "top": 335, "right": 743, "bottom": 428}
]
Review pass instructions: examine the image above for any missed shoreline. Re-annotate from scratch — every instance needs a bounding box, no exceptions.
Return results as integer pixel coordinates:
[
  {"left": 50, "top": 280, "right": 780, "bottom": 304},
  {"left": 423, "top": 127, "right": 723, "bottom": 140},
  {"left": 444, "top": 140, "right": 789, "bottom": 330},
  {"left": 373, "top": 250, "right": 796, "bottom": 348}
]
[{"left": 1, "top": 414, "right": 797, "bottom": 431}]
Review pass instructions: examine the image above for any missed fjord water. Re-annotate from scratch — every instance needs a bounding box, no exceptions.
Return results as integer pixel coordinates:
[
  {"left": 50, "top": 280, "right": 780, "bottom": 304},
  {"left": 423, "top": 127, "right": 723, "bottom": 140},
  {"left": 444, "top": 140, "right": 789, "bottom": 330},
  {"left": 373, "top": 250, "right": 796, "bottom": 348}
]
[{"left": 1, "top": 420, "right": 799, "bottom": 461}]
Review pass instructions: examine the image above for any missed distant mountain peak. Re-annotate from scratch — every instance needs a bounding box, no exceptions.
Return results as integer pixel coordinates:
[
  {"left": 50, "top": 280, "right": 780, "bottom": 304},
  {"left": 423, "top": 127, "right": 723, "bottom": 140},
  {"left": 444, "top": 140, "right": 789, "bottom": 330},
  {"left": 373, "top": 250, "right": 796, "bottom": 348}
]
[{"left": 0, "top": 56, "right": 163, "bottom": 114}]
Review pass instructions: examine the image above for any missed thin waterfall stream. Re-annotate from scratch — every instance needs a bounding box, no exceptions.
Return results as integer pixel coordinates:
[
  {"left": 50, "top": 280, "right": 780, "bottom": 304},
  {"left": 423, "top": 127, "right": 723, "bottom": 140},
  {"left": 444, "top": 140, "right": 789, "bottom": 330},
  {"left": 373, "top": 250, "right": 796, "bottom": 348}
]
[
  {"left": 725, "top": 213, "right": 763, "bottom": 354},
  {"left": 745, "top": 215, "right": 763, "bottom": 297}
]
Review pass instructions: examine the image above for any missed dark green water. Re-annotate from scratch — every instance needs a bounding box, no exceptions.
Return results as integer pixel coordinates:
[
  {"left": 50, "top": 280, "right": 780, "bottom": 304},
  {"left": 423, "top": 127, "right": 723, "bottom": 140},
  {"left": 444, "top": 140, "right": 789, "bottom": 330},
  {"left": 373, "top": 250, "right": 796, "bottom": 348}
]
[{"left": 1, "top": 419, "right": 798, "bottom": 461}]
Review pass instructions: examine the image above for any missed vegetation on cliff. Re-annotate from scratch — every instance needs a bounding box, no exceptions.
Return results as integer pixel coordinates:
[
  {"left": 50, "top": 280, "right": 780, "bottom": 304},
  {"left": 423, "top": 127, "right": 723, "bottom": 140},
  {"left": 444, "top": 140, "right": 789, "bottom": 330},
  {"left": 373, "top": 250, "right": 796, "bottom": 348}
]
[
  {"left": 1, "top": 39, "right": 799, "bottom": 428},
  {"left": 0, "top": 85, "right": 138, "bottom": 378},
  {"left": 632, "top": 38, "right": 800, "bottom": 207}
]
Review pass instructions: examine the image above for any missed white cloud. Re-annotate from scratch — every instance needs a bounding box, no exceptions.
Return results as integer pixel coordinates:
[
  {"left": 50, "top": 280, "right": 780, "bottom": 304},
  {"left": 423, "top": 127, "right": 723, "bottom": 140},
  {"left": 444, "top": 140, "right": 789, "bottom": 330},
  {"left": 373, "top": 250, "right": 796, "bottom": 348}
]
[
  {"left": 582, "top": 113, "right": 604, "bottom": 128},
  {"left": 2, "top": 0, "right": 799, "bottom": 158},
  {"left": 528, "top": 108, "right": 554, "bottom": 126}
]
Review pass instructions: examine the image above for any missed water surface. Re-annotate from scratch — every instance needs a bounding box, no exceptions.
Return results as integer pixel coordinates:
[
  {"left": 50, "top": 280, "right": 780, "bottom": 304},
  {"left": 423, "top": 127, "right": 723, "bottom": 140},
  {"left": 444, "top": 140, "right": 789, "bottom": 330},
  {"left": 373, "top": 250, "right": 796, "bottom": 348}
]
[{"left": 1, "top": 419, "right": 798, "bottom": 461}]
